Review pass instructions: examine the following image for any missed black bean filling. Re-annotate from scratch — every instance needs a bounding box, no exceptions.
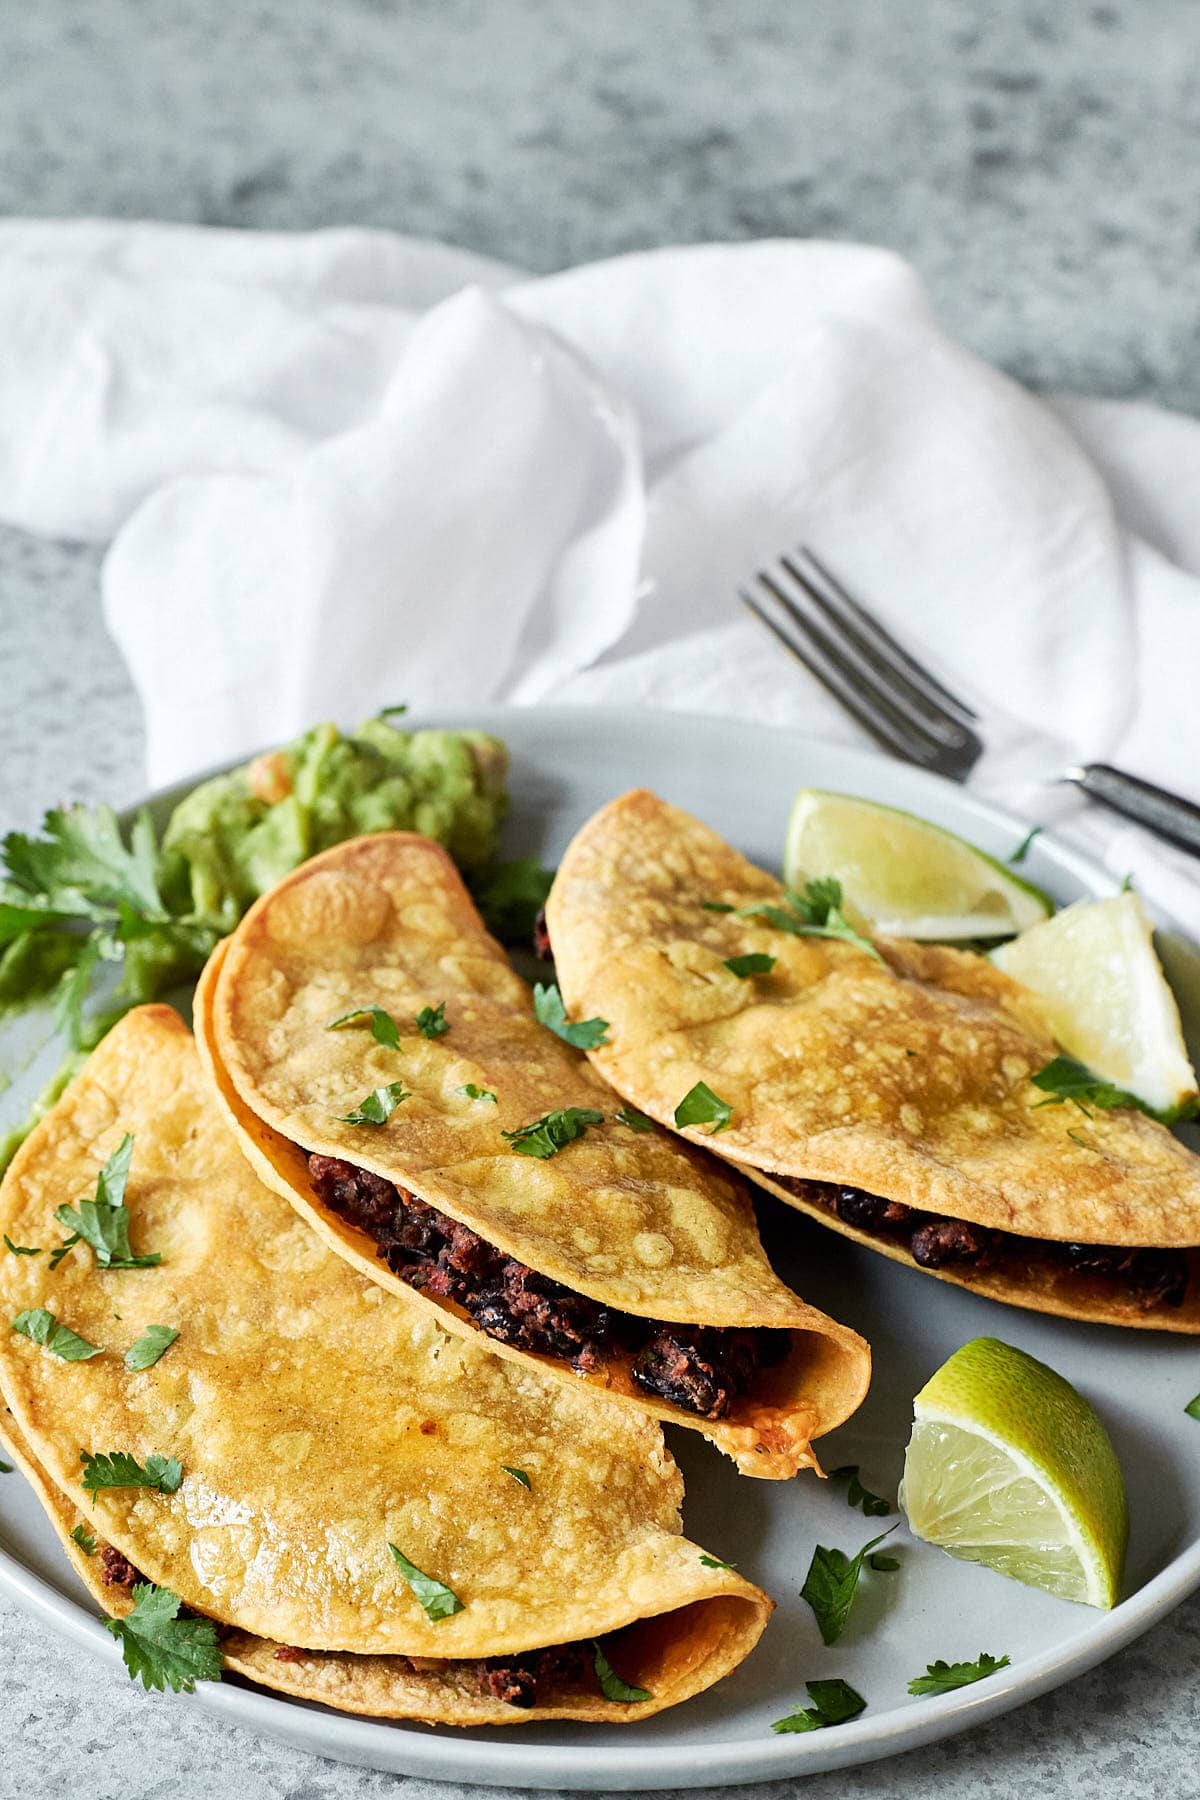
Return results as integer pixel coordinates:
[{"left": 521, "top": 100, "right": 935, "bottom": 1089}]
[
  {"left": 475, "top": 1640, "right": 590, "bottom": 1708},
  {"left": 787, "top": 1178, "right": 1189, "bottom": 1308},
  {"left": 307, "top": 1154, "right": 789, "bottom": 1417}
]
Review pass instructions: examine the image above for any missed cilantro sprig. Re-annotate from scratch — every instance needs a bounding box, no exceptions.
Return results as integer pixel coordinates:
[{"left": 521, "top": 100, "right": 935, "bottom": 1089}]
[
  {"left": 1030, "top": 1055, "right": 1160, "bottom": 1119},
  {"left": 336, "top": 1082, "right": 411, "bottom": 1126},
  {"left": 699, "top": 1553, "right": 737, "bottom": 1571},
  {"left": 500, "top": 1465, "right": 531, "bottom": 1490},
  {"left": 326, "top": 1006, "right": 402, "bottom": 1050},
  {"left": 387, "top": 1543, "right": 464, "bottom": 1621},
  {"left": 593, "top": 1641, "right": 652, "bottom": 1703},
  {"left": 1185, "top": 1393, "right": 1200, "bottom": 1421},
  {"left": 3, "top": 1235, "right": 41, "bottom": 1256},
  {"left": 457, "top": 1084, "right": 497, "bottom": 1104},
  {"left": 52, "top": 1135, "right": 161, "bottom": 1271},
  {"left": 501, "top": 1107, "right": 605, "bottom": 1159},
  {"left": 415, "top": 1002, "right": 450, "bottom": 1040},
  {"left": 724, "top": 953, "right": 776, "bottom": 978},
  {"left": 533, "top": 982, "right": 610, "bottom": 1049},
  {"left": 800, "top": 1527, "right": 896, "bottom": 1645},
  {"left": 80, "top": 1449, "right": 183, "bottom": 1498},
  {"left": 907, "top": 1652, "right": 1010, "bottom": 1696},
  {"left": 832, "top": 1464, "right": 892, "bottom": 1518},
  {"left": 740, "top": 878, "right": 882, "bottom": 962},
  {"left": 674, "top": 1081, "right": 732, "bottom": 1134},
  {"left": 124, "top": 1325, "right": 179, "bottom": 1371},
  {"left": 615, "top": 1105, "right": 654, "bottom": 1133},
  {"left": 772, "top": 1677, "right": 866, "bottom": 1734},
  {"left": 70, "top": 1524, "right": 97, "bottom": 1554},
  {"left": 12, "top": 1308, "right": 102, "bottom": 1362},
  {"left": 105, "top": 1582, "right": 223, "bottom": 1692}
]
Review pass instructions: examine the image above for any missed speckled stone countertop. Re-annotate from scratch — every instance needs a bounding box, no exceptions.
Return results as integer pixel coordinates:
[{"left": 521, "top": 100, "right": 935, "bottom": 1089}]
[{"left": 2, "top": 2, "right": 1199, "bottom": 1795}]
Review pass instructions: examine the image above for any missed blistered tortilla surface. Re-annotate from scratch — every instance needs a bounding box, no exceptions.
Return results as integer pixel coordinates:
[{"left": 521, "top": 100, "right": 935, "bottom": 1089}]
[
  {"left": 546, "top": 791, "right": 1200, "bottom": 1251},
  {"left": 0, "top": 1006, "right": 768, "bottom": 1691}
]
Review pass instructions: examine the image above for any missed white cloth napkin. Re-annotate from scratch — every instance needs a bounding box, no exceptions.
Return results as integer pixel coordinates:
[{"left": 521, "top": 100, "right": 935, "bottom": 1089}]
[{"left": 2, "top": 221, "right": 1199, "bottom": 928}]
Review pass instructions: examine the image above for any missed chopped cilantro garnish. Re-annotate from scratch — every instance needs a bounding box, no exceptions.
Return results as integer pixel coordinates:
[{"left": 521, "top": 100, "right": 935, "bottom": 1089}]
[
  {"left": 70, "top": 1524, "right": 97, "bottom": 1555},
  {"left": 700, "top": 900, "right": 735, "bottom": 913},
  {"left": 387, "top": 1542, "right": 464, "bottom": 1621},
  {"left": 1008, "top": 825, "right": 1043, "bottom": 865},
  {"left": 1185, "top": 1393, "right": 1200, "bottom": 1421},
  {"left": 80, "top": 1449, "right": 183, "bottom": 1498},
  {"left": 326, "top": 1006, "right": 402, "bottom": 1050},
  {"left": 869, "top": 1552, "right": 900, "bottom": 1572},
  {"left": 336, "top": 1082, "right": 410, "bottom": 1126},
  {"left": 501, "top": 1107, "right": 605, "bottom": 1159},
  {"left": 12, "top": 1308, "right": 102, "bottom": 1362},
  {"left": 772, "top": 1677, "right": 866, "bottom": 1734},
  {"left": 415, "top": 1002, "right": 449, "bottom": 1040},
  {"left": 1031, "top": 1055, "right": 1152, "bottom": 1118},
  {"left": 614, "top": 1105, "right": 655, "bottom": 1133},
  {"left": 0, "top": 1459, "right": 12, "bottom": 1474},
  {"left": 740, "top": 877, "right": 882, "bottom": 962},
  {"left": 907, "top": 1652, "right": 1010, "bottom": 1696},
  {"left": 593, "top": 1641, "right": 652, "bottom": 1703},
  {"left": 471, "top": 858, "right": 555, "bottom": 946},
  {"left": 377, "top": 703, "right": 409, "bottom": 719},
  {"left": 124, "top": 1325, "right": 179, "bottom": 1371},
  {"left": 800, "top": 1527, "right": 896, "bottom": 1645},
  {"left": 533, "top": 982, "right": 610, "bottom": 1049},
  {"left": 52, "top": 1134, "right": 161, "bottom": 1271},
  {"left": 723, "top": 953, "right": 776, "bottom": 978},
  {"left": 105, "top": 1581, "right": 223, "bottom": 1692},
  {"left": 674, "top": 1081, "right": 732, "bottom": 1134},
  {"left": 457, "top": 1084, "right": 497, "bottom": 1104},
  {"left": 501, "top": 1465, "right": 531, "bottom": 1490},
  {"left": 832, "top": 1464, "right": 892, "bottom": 1518},
  {"left": 3, "top": 1235, "right": 40, "bottom": 1256},
  {"left": 699, "top": 1554, "right": 737, "bottom": 1571}
]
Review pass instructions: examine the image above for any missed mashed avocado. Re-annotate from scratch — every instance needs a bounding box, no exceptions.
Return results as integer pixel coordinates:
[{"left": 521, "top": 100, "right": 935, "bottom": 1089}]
[{"left": 160, "top": 717, "right": 508, "bottom": 927}]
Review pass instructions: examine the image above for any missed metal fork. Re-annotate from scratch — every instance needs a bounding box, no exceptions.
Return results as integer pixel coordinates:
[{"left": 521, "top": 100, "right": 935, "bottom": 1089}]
[{"left": 741, "top": 545, "right": 1200, "bottom": 856}]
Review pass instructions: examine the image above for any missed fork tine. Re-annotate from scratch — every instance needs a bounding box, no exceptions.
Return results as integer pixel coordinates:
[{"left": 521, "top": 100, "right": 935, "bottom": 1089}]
[
  {"left": 795, "top": 547, "right": 979, "bottom": 725},
  {"left": 742, "top": 587, "right": 959, "bottom": 772}
]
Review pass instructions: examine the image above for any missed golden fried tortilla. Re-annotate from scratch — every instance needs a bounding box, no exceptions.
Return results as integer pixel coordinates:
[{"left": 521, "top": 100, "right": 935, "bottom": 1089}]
[
  {"left": 197, "top": 833, "right": 869, "bottom": 1477},
  {"left": 0, "top": 1007, "right": 770, "bottom": 1723},
  {"left": 545, "top": 790, "right": 1200, "bottom": 1329}
]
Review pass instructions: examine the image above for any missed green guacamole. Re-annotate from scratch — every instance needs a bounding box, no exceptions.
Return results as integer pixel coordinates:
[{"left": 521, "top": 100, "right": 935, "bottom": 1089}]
[{"left": 160, "top": 717, "right": 509, "bottom": 928}]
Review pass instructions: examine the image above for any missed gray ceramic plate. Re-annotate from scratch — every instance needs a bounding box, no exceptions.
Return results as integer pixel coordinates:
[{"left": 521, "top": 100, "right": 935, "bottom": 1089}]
[{"left": 3, "top": 706, "right": 1200, "bottom": 1791}]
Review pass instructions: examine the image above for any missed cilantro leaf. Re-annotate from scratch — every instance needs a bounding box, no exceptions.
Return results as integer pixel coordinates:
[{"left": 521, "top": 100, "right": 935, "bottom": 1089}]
[
  {"left": 501, "top": 1107, "right": 605, "bottom": 1159},
  {"left": 336, "top": 1082, "right": 410, "bottom": 1125},
  {"left": 4, "top": 1235, "right": 41, "bottom": 1256},
  {"left": 52, "top": 1134, "right": 161, "bottom": 1271},
  {"left": 53, "top": 934, "right": 104, "bottom": 1051},
  {"left": 387, "top": 1542, "right": 464, "bottom": 1621},
  {"left": 1185, "top": 1393, "right": 1200, "bottom": 1421},
  {"left": 501, "top": 1465, "right": 531, "bottom": 1490},
  {"left": 533, "top": 982, "right": 610, "bottom": 1049},
  {"left": 457, "top": 1084, "right": 497, "bottom": 1103},
  {"left": 593, "top": 1641, "right": 652, "bottom": 1703},
  {"left": 772, "top": 1677, "right": 866, "bottom": 1734},
  {"left": 12, "top": 1308, "right": 102, "bottom": 1362},
  {"left": 326, "top": 1006, "right": 401, "bottom": 1050},
  {"left": 800, "top": 1527, "right": 895, "bottom": 1645},
  {"left": 70, "top": 1524, "right": 97, "bottom": 1554},
  {"left": 741, "top": 877, "right": 882, "bottom": 962},
  {"left": 1031, "top": 1054, "right": 1151, "bottom": 1117},
  {"left": 699, "top": 1554, "right": 737, "bottom": 1571},
  {"left": 104, "top": 1582, "right": 223, "bottom": 1692},
  {"left": 377, "top": 703, "right": 409, "bottom": 719},
  {"left": 700, "top": 900, "right": 735, "bottom": 913},
  {"left": 674, "top": 1081, "right": 732, "bottom": 1134},
  {"left": 1008, "top": 825, "right": 1043, "bottom": 865},
  {"left": 471, "top": 858, "right": 555, "bottom": 946},
  {"left": 869, "top": 1553, "right": 900, "bottom": 1572},
  {"left": 907, "top": 1652, "right": 1010, "bottom": 1696},
  {"left": 832, "top": 1464, "right": 893, "bottom": 1518},
  {"left": 3, "top": 804, "right": 163, "bottom": 919},
  {"left": 724, "top": 953, "right": 776, "bottom": 978},
  {"left": 415, "top": 1001, "right": 450, "bottom": 1040},
  {"left": 80, "top": 1449, "right": 183, "bottom": 1498},
  {"left": 124, "top": 1325, "right": 179, "bottom": 1372},
  {"left": 615, "top": 1105, "right": 655, "bottom": 1133},
  {"left": 0, "top": 1459, "right": 10, "bottom": 1474}
]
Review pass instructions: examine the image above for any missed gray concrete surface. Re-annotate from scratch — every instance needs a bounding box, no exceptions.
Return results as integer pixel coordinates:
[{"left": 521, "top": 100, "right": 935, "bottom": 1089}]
[{"left": 2, "top": 2, "right": 1198, "bottom": 1794}]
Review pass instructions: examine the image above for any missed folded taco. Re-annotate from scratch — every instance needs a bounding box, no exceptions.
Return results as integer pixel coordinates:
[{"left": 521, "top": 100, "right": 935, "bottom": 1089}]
[
  {"left": 195, "top": 834, "right": 869, "bottom": 1478},
  {"left": 0, "top": 1006, "right": 771, "bottom": 1724},
  {"left": 545, "top": 790, "right": 1200, "bottom": 1331}
]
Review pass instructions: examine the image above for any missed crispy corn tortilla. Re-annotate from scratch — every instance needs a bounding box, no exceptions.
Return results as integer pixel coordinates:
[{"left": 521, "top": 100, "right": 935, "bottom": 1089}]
[
  {"left": 0, "top": 1411, "right": 754, "bottom": 1728},
  {"left": 545, "top": 792, "right": 1200, "bottom": 1320},
  {"left": 0, "top": 1006, "right": 770, "bottom": 1723},
  {"left": 197, "top": 833, "right": 869, "bottom": 1477}
]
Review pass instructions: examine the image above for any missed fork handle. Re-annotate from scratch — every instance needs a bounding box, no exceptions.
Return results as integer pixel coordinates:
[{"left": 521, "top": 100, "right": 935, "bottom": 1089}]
[{"left": 1068, "top": 763, "right": 1200, "bottom": 858}]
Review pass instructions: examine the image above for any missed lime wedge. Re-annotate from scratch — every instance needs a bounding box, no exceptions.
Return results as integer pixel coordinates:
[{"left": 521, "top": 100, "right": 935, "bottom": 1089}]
[
  {"left": 991, "top": 892, "right": 1198, "bottom": 1120},
  {"left": 783, "top": 791, "right": 1052, "bottom": 941},
  {"left": 898, "top": 1337, "right": 1128, "bottom": 1609}
]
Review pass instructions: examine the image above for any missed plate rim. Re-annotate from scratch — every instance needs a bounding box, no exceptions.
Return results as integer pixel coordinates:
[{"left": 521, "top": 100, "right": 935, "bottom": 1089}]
[{"left": 1, "top": 701, "right": 1193, "bottom": 1790}]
